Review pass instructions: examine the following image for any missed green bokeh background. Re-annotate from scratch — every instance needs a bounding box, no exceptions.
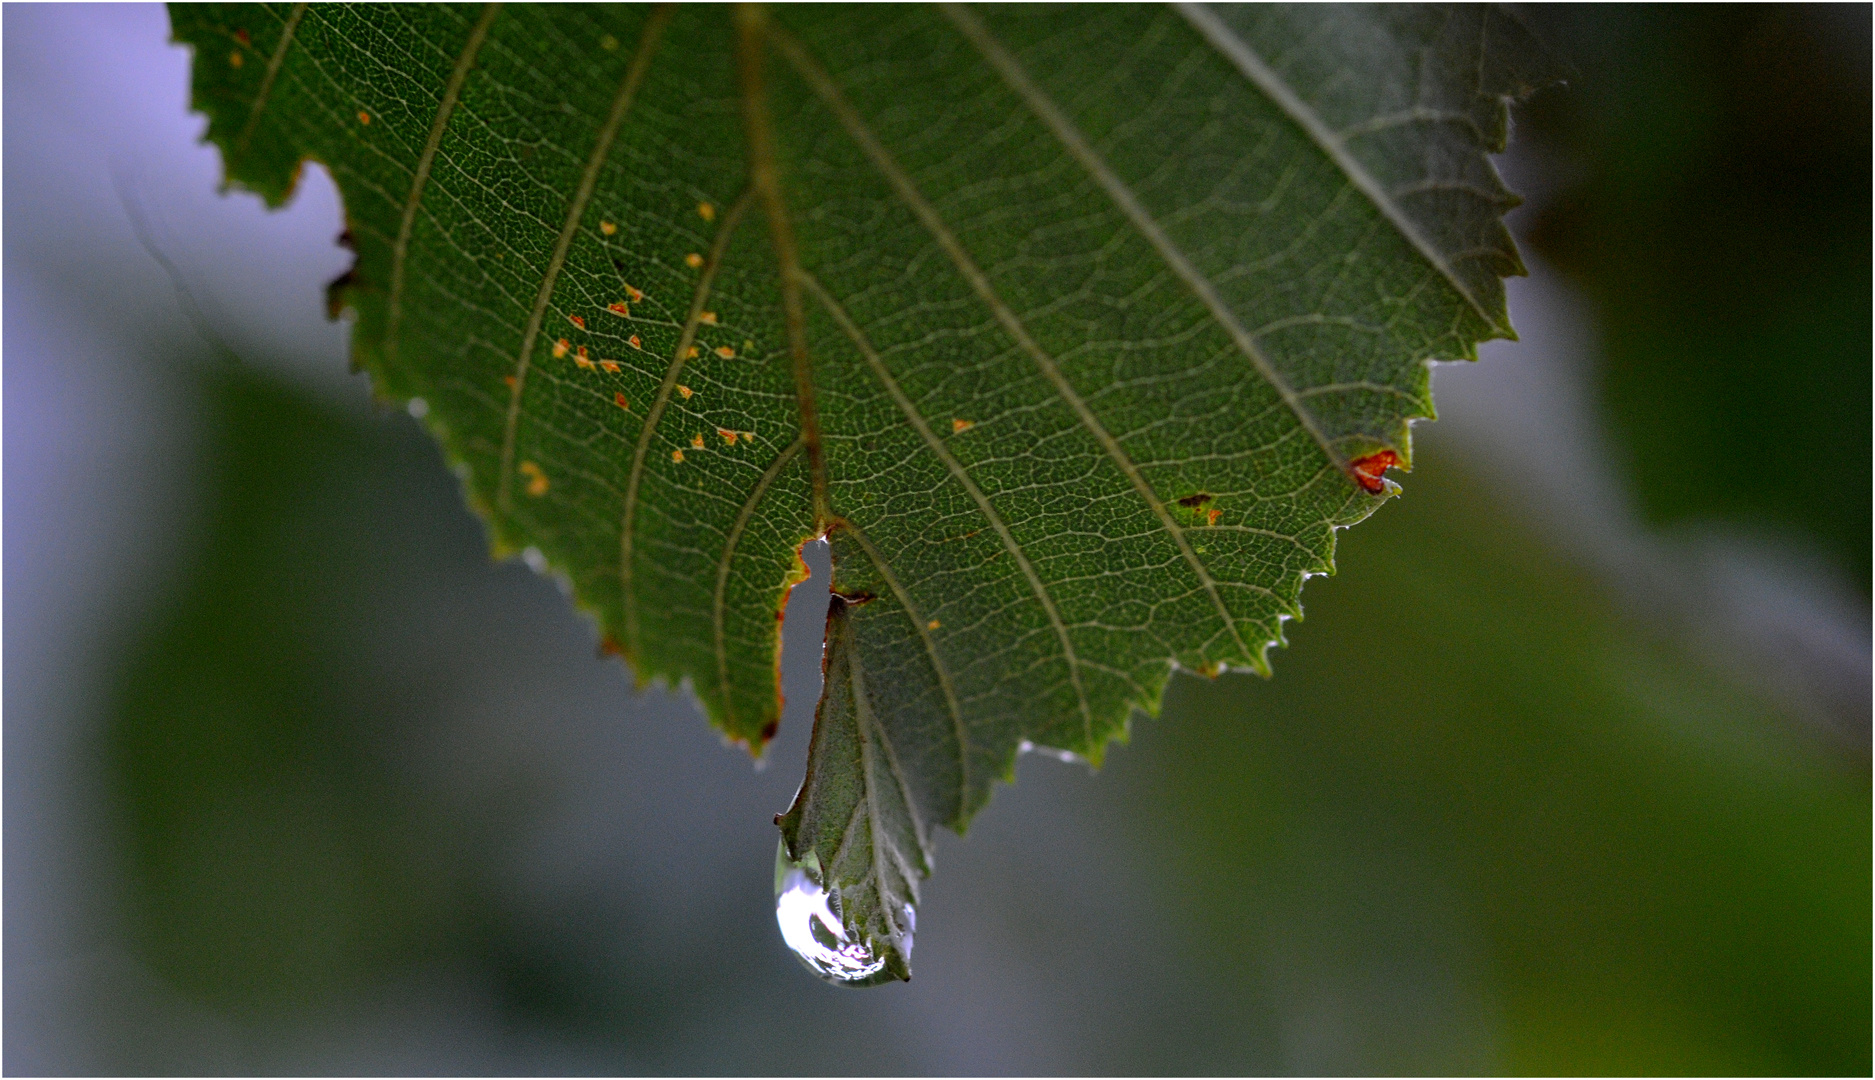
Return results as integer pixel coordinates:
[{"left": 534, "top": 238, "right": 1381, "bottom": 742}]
[
  {"left": 1519, "top": 4, "right": 1871, "bottom": 596},
  {"left": 8, "top": 4, "right": 1869, "bottom": 1074}
]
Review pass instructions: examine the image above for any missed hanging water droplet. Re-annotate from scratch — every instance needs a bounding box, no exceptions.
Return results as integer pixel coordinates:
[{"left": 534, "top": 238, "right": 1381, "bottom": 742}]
[{"left": 773, "top": 841, "right": 901, "bottom": 987}]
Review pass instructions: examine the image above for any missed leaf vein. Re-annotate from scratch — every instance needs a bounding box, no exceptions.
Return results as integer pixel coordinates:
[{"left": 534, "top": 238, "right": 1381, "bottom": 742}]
[
  {"left": 230, "top": 2, "right": 308, "bottom": 167},
  {"left": 713, "top": 436, "right": 804, "bottom": 734},
  {"left": 620, "top": 186, "right": 753, "bottom": 656},
  {"left": 802, "top": 270, "right": 1096, "bottom": 748},
  {"left": 933, "top": 6, "right": 1259, "bottom": 664},
  {"left": 496, "top": 6, "right": 670, "bottom": 513},
  {"left": 1173, "top": 2, "right": 1508, "bottom": 333},
  {"left": 385, "top": 3, "right": 501, "bottom": 356},
  {"left": 836, "top": 514, "right": 972, "bottom": 828}
]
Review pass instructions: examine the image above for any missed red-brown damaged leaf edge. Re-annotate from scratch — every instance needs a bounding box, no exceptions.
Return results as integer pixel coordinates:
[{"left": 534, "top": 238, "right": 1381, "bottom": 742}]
[{"left": 1350, "top": 450, "right": 1400, "bottom": 494}]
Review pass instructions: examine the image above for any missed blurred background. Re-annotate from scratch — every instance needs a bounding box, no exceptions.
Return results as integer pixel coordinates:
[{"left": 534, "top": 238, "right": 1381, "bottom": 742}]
[{"left": 5, "top": 4, "right": 1868, "bottom": 1074}]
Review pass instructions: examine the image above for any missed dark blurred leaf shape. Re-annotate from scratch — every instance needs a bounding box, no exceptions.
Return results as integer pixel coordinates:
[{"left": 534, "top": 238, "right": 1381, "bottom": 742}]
[
  {"left": 109, "top": 372, "right": 467, "bottom": 1012},
  {"left": 1519, "top": 5, "right": 1872, "bottom": 593},
  {"left": 168, "top": 2, "right": 1553, "bottom": 978}
]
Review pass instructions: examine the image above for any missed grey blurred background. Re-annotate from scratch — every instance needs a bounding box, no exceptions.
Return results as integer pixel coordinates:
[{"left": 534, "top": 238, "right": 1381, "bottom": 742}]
[{"left": 5, "top": 4, "right": 1868, "bottom": 1074}]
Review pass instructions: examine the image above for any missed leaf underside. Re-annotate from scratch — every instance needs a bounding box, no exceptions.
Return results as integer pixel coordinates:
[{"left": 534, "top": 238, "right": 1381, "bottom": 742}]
[{"left": 172, "top": 1, "right": 1550, "bottom": 982}]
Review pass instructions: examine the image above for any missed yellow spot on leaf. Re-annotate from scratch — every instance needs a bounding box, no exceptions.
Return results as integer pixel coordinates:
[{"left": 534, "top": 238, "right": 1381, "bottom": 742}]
[
  {"left": 698, "top": 202, "right": 715, "bottom": 222},
  {"left": 614, "top": 392, "right": 630, "bottom": 410},
  {"left": 1207, "top": 508, "right": 1221, "bottom": 526},
  {"left": 684, "top": 252, "right": 704, "bottom": 269},
  {"left": 671, "top": 448, "right": 685, "bottom": 463},
  {"left": 607, "top": 301, "right": 629, "bottom": 317},
  {"left": 677, "top": 385, "right": 693, "bottom": 399},
  {"left": 601, "top": 33, "right": 619, "bottom": 51},
  {"left": 568, "top": 313, "right": 585, "bottom": 330},
  {"left": 685, "top": 346, "right": 699, "bottom": 360},
  {"left": 927, "top": 619, "right": 941, "bottom": 630},
  {"left": 229, "top": 51, "right": 244, "bottom": 68},
  {"left": 503, "top": 375, "right": 517, "bottom": 388},
  {"left": 699, "top": 311, "right": 717, "bottom": 325},
  {"left": 599, "top": 359, "right": 621, "bottom": 374},
  {"left": 691, "top": 433, "right": 706, "bottom": 450},
  {"left": 625, "top": 284, "right": 644, "bottom": 302},
  {"left": 628, "top": 334, "right": 642, "bottom": 350},
  {"left": 952, "top": 418, "right": 974, "bottom": 433},
  {"left": 600, "top": 221, "right": 617, "bottom": 236},
  {"left": 552, "top": 338, "right": 569, "bottom": 358},
  {"left": 519, "top": 461, "right": 548, "bottom": 497},
  {"left": 357, "top": 110, "right": 371, "bottom": 125},
  {"left": 714, "top": 346, "right": 736, "bottom": 359},
  {"left": 717, "top": 428, "right": 738, "bottom": 445}
]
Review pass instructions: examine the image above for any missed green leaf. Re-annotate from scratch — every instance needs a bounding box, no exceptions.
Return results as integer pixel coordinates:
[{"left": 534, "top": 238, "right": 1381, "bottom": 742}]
[{"left": 170, "top": 2, "right": 1552, "bottom": 983}]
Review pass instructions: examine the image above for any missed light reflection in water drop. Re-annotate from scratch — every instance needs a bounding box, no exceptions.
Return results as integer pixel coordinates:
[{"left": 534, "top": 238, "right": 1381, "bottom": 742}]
[{"left": 774, "top": 842, "right": 901, "bottom": 987}]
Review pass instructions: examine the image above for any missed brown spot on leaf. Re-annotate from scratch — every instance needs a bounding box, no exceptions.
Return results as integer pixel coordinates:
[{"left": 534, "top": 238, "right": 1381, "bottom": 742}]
[
  {"left": 1207, "top": 508, "right": 1221, "bottom": 526},
  {"left": 229, "top": 50, "right": 244, "bottom": 68},
  {"left": 684, "top": 252, "right": 704, "bottom": 269},
  {"left": 599, "top": 359, "right": 621, "bottom": 373},
  {"left": 628, "top": 334, "right": 642, "bottom": 350},
  {"left": 677, "top": 385, "right": 693, "bottom": 400},
  {"left": 568, "top": 313, "right": 585, "bottom": 330},
  {"left": 234, "top": 28, "right": 251, "bottom": 45},
  {"left": 519, "top": 461, "right": 548, "bottom": 497},
  {"left": 615, "top": 392, "right": 630, "bottom": 410},
  {"left": 717, "top": 428, "right": 739, "bottom": 445},
  {"left": 607, "top": 301, "right": 629, "bottom": 317},
  {"left": 600, "top": 220, "right": 617, "bottom": 236},
  {"left": 952, "top": 418, "right": 974, "bottom": 434},
  {"left": 357, "top": 110, "right": 371, "bottom": 125},
  {"left": 1177, "top": 492, "right": 1213, "bottom": 508}
]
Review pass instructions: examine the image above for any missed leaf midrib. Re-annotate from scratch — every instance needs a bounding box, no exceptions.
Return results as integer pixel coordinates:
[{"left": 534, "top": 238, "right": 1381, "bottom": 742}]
[{"left": 334, "top": 3, "right": 1389, "bottom": 769}]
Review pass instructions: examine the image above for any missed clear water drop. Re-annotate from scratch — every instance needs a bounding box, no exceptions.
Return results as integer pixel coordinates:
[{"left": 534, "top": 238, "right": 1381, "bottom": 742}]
[{"left": 774, "top": 841, "right": 900, "bottom": 987}]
